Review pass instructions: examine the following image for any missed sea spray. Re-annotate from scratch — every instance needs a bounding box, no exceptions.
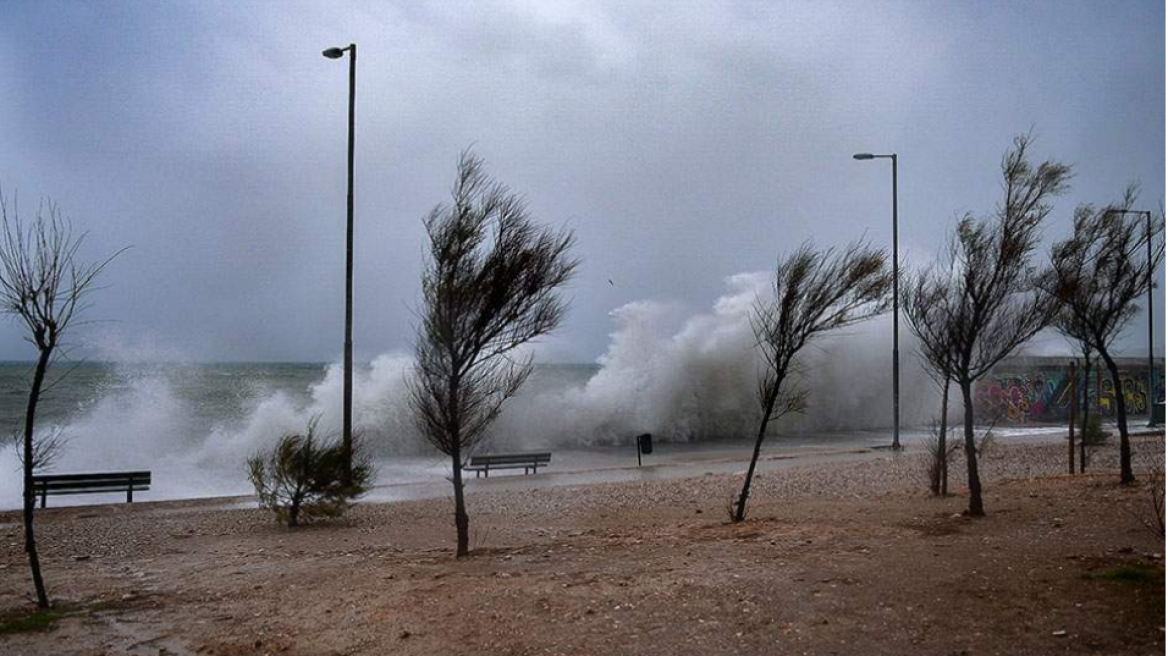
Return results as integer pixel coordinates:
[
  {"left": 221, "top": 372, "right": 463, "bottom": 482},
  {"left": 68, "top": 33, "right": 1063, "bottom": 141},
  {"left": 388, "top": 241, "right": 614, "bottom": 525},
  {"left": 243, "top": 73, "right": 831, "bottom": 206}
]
[
  {"left": 496, "top": 273, "right": 766, "bottom": 446},
  {"left": 0, "top": 357, "right": 424, "bottom": 506},
  {"left": 497, "top": 272, "right": 936, "bottom": 447},
  {"left": 0, "top": 272, "right": 937, "bottom": 506}
]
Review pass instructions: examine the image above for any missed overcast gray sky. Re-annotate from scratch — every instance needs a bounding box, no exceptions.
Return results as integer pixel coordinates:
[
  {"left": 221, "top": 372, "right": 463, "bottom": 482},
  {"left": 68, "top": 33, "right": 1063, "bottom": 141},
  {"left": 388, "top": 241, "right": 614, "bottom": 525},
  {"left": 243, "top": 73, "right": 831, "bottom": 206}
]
[{"left": 0, "top": 1, "right": 1163, "bottom": 363}]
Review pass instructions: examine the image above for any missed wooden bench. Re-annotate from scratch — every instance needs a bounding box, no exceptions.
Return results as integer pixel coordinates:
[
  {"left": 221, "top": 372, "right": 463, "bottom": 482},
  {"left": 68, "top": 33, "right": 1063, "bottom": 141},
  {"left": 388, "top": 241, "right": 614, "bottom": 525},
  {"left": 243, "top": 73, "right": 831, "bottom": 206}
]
[
  {"left": 32, "top": 471, "right": 151, "bottom": 508},
  {"left": 464, "top": 453, "right": 551, "bottom": 478}
]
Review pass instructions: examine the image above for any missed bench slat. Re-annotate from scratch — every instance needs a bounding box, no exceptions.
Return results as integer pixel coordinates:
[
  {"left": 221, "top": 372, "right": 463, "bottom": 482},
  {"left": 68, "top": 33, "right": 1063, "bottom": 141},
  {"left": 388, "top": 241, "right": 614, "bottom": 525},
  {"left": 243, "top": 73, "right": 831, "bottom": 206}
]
[
  {"left": 32, "top": 486, "right": 151, "bottom": 496},
  {"left": 469, "top": 453, "right": 551, "bottom": 465},
  {"left": 35, "top": 473, "right": 153, "bottom": 480},
  {"left": 33, "top": 478, "right": 151, "bottom": 487},
  {"left": 34, "top": 472, "right": 151, "bottom": 483}
]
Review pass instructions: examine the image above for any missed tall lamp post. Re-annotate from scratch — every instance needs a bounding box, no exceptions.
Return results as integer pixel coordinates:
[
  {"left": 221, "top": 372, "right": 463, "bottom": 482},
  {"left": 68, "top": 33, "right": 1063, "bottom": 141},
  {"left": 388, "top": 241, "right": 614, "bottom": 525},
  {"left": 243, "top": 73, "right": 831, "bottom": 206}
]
[
  {"left": 1104, "top": 208, "right": 1158, "bottom": 428},
  {"left": 323, "top": 43, "right": 357, "bottom": 481},
  {"left": 853, "top": 152, "right": 900, "bottom": 449}
]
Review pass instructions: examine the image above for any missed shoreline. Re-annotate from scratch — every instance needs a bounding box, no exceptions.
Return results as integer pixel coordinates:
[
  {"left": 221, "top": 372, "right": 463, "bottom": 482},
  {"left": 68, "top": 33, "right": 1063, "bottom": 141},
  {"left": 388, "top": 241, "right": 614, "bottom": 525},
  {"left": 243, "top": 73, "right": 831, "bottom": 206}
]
[{"left": 4, "top": 422, "right": 1144, "bottom": 514}]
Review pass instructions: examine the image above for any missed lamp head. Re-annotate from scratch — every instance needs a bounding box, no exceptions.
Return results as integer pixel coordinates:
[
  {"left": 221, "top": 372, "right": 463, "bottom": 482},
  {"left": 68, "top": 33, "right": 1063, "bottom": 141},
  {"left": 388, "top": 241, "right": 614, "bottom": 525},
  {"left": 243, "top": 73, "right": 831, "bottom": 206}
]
[
  {"left": 322, "top": 47, "right": 346, "bottom": 59},
  {"left": 853, "top": 153, "right": 875, "bottom": 160}
]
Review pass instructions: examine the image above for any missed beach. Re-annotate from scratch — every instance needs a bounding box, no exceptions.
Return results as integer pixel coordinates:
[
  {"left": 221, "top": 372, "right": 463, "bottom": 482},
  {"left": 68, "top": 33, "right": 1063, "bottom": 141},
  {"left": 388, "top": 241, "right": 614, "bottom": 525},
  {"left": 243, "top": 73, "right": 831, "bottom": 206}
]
[{"left": 1, "top": 435, "right": 1164, "bottom": 655}]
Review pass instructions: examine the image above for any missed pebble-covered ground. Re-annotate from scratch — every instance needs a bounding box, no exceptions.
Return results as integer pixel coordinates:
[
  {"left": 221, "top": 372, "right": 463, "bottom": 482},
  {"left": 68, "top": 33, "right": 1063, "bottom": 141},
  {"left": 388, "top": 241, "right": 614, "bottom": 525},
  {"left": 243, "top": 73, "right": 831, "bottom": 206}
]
[{"left": 1, "top": 435, "right": 1163, "bottom": 655}]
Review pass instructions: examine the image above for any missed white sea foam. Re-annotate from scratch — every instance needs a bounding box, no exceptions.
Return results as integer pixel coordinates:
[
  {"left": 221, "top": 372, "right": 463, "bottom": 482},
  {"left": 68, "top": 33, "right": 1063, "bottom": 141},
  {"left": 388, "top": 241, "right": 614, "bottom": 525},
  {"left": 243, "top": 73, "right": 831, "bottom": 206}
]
[{"left": 0, "top": 272, "right": 936, "bottom": 507}]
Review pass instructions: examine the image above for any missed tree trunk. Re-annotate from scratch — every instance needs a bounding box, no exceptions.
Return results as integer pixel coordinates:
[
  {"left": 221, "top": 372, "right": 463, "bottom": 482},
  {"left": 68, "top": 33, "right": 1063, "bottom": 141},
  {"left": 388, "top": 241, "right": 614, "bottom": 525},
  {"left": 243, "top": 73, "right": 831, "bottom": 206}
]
[
  {"left": 22, "top": 347, "right": 52, "bottom": 608},
  {"left": 939, "top": 380, "right": 950, "bottom": 497},
  {"left": 735, "top": 388, "right": 778, "bottom": 523},
  {"left": 447, "top": 368, "right": 471, "bottom": 557},
  {"left": 1068, "top": 360, "right": 1077, "bottom": 475},
  {"left": 961, "top": 380, "right": 984, "bottom": 517},
  {"left": 288, "top": 495, "right": 300, "bottom": 527},
  {"left": 1099, "top": 351, "right": 1135, "bottom": 485},
  {"left": 452, "top": 447, "right": 470, "bottom": 557},
  {"left": 1080, "top": 355, "right": 1090, "bottom": 474}
]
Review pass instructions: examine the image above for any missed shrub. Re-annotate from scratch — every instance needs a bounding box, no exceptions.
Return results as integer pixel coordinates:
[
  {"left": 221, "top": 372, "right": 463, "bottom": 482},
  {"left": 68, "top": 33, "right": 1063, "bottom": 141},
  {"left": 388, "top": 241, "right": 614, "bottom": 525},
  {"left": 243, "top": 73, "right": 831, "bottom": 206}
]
[
  {"left": 1082, "top": 413, "right": 1108, "bottom": 445},
  {"left": 247, "top": 418, "right": 373, "bottom": 527},
  {"left": 1136, "top": 447, "right": 1164, "bottom": 540},
  {"left": 922, "top": 422, "right": 960, "bottom": 496}
]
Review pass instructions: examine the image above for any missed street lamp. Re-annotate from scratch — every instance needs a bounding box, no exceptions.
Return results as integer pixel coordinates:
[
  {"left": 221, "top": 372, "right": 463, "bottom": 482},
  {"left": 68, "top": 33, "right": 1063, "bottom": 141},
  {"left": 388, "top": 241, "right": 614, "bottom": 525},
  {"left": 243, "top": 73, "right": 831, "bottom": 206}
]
[
  {"left": 1104, "top": 208, "right": 1158, "bottom": 428},
  {"left": 323, "top": 43, "right": 357, "bottom": 481},
  {"left": 853, "top": 152, "right": 901, "bottom": 449}
]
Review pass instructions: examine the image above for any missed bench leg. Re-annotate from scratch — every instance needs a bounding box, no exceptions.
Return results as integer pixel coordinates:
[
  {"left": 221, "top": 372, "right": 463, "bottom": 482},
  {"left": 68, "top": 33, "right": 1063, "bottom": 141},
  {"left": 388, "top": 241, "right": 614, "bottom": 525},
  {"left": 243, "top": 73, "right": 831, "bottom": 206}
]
[
  {"left": 127, "top": 488, "right": 133, "bottom": 503},
  {"left": 41, "top": 491, "right": 46, "bottom": 509}
]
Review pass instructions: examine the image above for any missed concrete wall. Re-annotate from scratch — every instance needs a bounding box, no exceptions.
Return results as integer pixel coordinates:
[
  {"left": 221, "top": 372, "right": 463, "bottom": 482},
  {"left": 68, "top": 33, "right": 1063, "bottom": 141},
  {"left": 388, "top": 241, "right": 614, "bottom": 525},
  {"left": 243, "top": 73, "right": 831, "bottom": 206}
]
[{"left": 974, "top": 356, "right": 1165, "bottom": 424}]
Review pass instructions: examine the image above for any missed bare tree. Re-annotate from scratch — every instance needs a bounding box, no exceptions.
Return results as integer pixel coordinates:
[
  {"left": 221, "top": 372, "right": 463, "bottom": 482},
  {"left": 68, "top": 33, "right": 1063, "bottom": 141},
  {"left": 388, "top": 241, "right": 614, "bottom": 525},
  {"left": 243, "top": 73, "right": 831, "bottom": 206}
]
[
  {"left": 1042, "top": 186, "right": 1165, "bottom": 485},
  {"left": 0, "top": 192, "right": 120, "bottom": 608},
  {"left": 409, "top": 151, "right": 577, "bottom": 557},
  {"left": 732, "top": 241, "right": 892, "bottom": 522},
  {"left": 904, "top": 135, "right": 1069, "bottom": 516}
]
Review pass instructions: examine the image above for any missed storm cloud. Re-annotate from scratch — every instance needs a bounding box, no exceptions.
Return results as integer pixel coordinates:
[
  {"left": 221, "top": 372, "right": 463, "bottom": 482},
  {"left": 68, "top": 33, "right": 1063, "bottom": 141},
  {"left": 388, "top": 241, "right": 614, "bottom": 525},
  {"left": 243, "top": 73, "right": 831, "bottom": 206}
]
[{"left": 0, "top": 1, "right": 1162, "bottom": 363}]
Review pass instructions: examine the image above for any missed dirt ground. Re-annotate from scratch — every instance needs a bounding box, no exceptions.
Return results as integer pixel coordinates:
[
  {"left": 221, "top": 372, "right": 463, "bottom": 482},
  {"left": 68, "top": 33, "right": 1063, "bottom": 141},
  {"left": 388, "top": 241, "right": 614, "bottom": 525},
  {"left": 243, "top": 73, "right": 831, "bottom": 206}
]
[{"left": 1, "top": 438, "right": 1165, "bottom": 655}]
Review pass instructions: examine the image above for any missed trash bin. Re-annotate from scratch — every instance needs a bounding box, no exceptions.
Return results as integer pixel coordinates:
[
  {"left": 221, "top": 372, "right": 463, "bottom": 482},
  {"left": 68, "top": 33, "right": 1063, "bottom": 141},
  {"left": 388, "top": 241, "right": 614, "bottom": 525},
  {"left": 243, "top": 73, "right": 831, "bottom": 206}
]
[{"left": 637, "top": 433, "right": 653, "bottom": 455}]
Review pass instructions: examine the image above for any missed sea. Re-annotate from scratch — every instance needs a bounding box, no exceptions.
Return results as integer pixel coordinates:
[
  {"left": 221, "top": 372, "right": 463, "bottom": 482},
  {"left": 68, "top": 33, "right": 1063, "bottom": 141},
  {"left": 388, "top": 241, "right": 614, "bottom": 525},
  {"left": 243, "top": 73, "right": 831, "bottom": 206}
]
[
  {"left": 0, "top": 360, "right": 599, "bottom": 447},
  {"left": 0, "top": 360, "right": 605, "bottom": 508},
  {"left": 0, "top": 280, "right": 941, "bottom": 508}
]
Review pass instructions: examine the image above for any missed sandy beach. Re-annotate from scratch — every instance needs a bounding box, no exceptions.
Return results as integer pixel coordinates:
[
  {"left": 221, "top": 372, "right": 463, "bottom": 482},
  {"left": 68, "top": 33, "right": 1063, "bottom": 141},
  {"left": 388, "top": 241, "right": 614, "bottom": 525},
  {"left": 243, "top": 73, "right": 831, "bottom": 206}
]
[{"left": 1, "top": 435, "right": 1164, "bottom": 655}]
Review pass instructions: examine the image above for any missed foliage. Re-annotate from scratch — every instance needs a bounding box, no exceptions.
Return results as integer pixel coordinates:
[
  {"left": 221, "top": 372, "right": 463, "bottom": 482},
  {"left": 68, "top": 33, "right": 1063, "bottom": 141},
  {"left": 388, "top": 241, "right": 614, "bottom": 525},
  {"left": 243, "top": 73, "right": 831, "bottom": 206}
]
[
  {"left": 1081, "top": 414, "right": 1108, "bottom": 446},
  {"left": 409, "top": 150, "right": 577, "bottom": 556},
  {"left": 733, "top": 240, "right": 892, "bottom": 522},
  {"left": 0, "top": 608, "right": 63, "bottom": 635},
  {"left": 901, "top": 134, "right": 1069, "bottom": 516},
  {"left": 1086, "top": 564, "right": 1163, "bottom": 584},
  {"left": 247, "top": 418, "right": 372, "bottom": 527},
  {"left": 1042, "top": 184, "right": 1165, "bottom": 484},
  {"left": 922, "top": 422, "right": 960, "bottom": 496}
]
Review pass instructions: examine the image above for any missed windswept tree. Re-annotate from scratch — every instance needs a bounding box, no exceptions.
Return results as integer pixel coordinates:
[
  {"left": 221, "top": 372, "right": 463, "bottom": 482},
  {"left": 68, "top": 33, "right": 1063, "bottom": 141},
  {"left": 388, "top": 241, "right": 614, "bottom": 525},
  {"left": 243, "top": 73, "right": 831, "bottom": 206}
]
[
  {"left": 905, "top": 135, "right": 1069, "bottom": 516},
  {"left": 0, "top": 192, "right": 120, "bottom": 608},
  {"left": 733, "top": 241, "right": 892, "bottom": 522},
  {"left": 903, "top": 276, "right": 956, "bottom": 496},
  {"left": 409, "top": 151, "right": 578, "bottom": 557},
  {"left": 1042, "top": 187, "right": 1164, "bottom": 485}
]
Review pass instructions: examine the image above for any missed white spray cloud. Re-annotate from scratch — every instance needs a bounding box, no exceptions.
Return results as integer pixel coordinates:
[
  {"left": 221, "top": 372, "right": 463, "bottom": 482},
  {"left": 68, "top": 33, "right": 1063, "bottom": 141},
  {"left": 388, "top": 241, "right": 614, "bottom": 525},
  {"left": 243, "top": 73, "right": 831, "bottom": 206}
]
[
  {"left": 496, "top": 271, "right": 936, "bottom": 447},
  {"left": 1, "top": 273, "right": 938, "bottom": 507}
]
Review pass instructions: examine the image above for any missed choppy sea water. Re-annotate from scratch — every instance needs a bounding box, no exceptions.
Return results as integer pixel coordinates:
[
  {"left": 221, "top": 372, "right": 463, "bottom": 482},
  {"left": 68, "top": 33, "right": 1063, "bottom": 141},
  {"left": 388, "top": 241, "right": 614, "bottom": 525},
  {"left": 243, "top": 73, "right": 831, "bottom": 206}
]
[
  {"left": 0, "top": 277, "right": 945, "bottom": 508},
  {"left": 0, "top": 361, "right": 602, "bottom": 508},
  {"left": 0, "top": 359, "right": 1076, "bottom": 510},
  {"left": 0, "top": 360, "right": 598, "bottom": 447}
]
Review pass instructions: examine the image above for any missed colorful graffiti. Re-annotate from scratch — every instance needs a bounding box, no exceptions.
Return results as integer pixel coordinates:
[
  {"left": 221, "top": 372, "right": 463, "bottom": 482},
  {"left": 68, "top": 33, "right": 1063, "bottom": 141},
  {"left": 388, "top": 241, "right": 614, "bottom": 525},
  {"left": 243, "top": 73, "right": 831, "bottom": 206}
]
[
  {"left": 1099, "top": 376, "right": 1154, "bottom": 416},
  {"left": 975, "top": 372, "right": 1072, "bottom": 423},
  {"left": 975, "top": 362, "right": 1164, "bottom": 424}
]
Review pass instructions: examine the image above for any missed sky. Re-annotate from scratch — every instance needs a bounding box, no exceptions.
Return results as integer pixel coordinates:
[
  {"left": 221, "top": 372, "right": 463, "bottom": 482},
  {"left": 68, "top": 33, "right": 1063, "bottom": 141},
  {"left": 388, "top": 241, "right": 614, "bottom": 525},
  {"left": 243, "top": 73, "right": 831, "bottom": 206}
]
[{"left": 0, "top": 1, "right": 1163, "bottom": 363}]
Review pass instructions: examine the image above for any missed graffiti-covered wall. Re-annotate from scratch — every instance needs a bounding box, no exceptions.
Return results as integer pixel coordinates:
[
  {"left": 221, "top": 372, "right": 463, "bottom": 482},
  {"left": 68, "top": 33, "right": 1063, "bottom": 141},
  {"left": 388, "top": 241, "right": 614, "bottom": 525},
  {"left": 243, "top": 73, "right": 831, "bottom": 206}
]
[{"left": 974, "top": 356, "right": 1164, "bottom": 424}]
